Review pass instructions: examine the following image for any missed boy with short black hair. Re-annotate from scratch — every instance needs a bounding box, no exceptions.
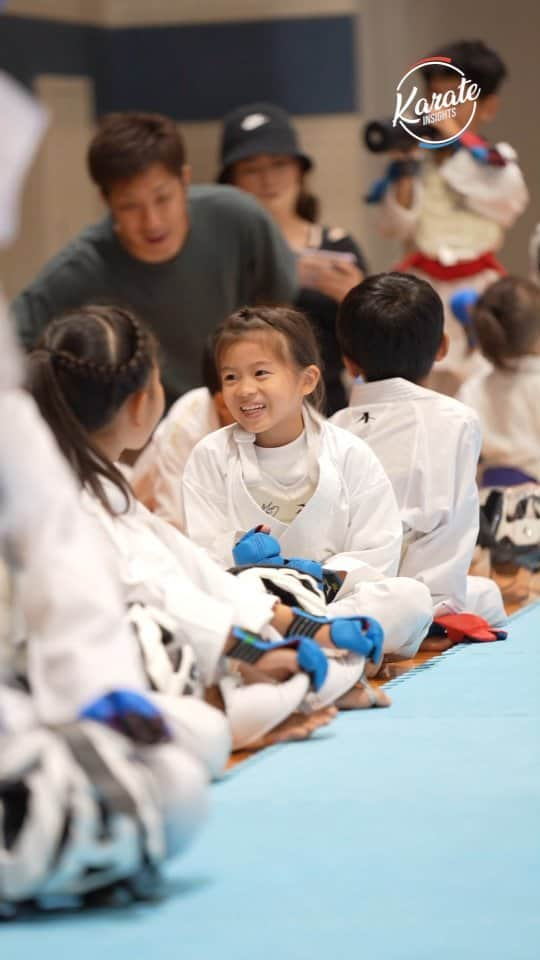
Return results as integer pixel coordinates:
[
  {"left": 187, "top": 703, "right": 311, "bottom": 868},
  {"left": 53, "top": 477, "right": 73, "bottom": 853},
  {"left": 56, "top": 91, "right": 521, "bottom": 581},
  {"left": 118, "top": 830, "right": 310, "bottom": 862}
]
[
  {"left": 373, "top": 40, "right": 529, "bottom": 393},
  {"left": 332, "top": 272, "right": 506, "bottom": 625}
]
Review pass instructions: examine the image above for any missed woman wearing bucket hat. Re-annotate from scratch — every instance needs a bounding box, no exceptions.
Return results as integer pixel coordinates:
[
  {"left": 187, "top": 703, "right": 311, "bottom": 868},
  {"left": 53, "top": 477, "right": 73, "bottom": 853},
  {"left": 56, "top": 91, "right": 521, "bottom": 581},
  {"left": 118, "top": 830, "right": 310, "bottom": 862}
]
[{"left": 218, "top": 103, "right": 368, "bottom": 414}]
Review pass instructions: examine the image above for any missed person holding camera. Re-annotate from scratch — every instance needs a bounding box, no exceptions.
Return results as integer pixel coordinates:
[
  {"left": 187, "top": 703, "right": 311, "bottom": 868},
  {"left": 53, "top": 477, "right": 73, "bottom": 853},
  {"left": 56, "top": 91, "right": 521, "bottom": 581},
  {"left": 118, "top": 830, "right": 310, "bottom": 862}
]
[
  {"left": 365, "top": 41, "right": 529, "bottom": 395},
  {"left": 218, "top": 103, "right": 368, "bottom": 414}
]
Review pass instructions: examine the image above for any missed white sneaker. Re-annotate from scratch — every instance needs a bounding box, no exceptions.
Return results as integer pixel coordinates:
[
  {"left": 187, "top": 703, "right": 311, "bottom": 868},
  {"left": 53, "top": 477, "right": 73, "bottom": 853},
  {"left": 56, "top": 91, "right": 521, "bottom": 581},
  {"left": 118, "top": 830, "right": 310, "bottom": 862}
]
[
  {"left": 220, "top": 672, "right": 309, "bottom": 750},
  {"left": 302, "top": 652, "right": 365, "bottom": 711}
]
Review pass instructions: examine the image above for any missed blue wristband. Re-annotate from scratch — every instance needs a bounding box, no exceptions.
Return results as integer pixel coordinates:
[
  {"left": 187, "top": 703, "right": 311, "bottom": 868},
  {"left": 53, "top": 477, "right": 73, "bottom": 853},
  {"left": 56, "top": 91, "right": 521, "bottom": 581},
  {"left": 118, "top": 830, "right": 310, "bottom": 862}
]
[
  {"left": 285, "top": 557, "right": 324, "bottom": 584},
  {"left": 80, "top": 690, "right": 171, "bottom": 743}
]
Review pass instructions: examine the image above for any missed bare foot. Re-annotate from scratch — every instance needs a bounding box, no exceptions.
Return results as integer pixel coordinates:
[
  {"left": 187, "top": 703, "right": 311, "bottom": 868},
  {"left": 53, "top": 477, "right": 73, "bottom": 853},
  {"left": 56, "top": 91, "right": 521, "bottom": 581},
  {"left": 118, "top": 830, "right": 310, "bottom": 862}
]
[
  {"left": 419, "top": 636, "right": 454, "bottom": 653},
  {"left": 248, "top": 706, "right": 337, "bottom": 748},
  {"left": 335, "top": 679, "right": 391, "bottom": 710}
]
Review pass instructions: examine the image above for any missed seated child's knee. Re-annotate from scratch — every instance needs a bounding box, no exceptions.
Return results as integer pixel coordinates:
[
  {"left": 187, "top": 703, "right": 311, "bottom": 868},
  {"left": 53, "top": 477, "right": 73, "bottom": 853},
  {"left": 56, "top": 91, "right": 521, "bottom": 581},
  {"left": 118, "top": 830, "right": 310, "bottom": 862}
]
[
  {"left": 152, "top": 693, "right": 232, "bottom": 780},
  {"left": 147, "top": 743, "right": 209, "bottom": 857},
  {"left": 385, "top": 578, "right": 432, "bottom": 659}
]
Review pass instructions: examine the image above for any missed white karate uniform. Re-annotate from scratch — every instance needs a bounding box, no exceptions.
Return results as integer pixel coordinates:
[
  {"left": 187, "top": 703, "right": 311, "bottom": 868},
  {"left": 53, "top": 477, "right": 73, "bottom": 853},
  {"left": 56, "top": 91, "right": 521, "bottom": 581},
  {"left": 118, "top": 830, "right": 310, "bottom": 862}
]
[
  {"left": 183, "top": 406, "right": 433, "bottom": 658},
  {"left": 132, "top": 387, "right": 219, "bottom": 528},
  {"left": 379, "top": 146, "right": 529, "bottom": 388},
  {"left": 81, "top": 483, "right": 278, "bottom": 688},
  {"left": 0, "top": 389, "right": 148, "bottom": 724},
  {"left": 458, "top": 357, "right": 540, "bottom": 480},
  {"left": 0, "top": 78, "right": 212, "bottom": 842},
  {"left": 332, "top": 378, "right": 506, "bottom": 625}
]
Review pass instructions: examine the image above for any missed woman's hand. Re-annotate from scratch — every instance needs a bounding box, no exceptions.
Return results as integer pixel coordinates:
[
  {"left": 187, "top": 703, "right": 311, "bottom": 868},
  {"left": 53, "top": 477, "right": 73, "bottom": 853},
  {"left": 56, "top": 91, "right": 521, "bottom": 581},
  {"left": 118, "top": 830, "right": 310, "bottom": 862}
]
[{"left": 298, "top": 255, "right": 364, "bottom": 302}]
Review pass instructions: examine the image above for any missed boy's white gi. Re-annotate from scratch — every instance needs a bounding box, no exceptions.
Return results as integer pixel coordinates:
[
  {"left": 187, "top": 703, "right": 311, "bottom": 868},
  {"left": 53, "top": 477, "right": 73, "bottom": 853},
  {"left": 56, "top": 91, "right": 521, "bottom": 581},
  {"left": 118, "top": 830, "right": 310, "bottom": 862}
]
[
  {"left": 132, "top": 386, "right": 219, "bottom": 529},
  {"left": 458, "top": 357, "right": 540, "bottom": 480},
  {"left": 332, "top": 378, "right": 506, "bottom": 625},
  {"left": 183, "top": 406, "right": 432, "bottom": 658}
]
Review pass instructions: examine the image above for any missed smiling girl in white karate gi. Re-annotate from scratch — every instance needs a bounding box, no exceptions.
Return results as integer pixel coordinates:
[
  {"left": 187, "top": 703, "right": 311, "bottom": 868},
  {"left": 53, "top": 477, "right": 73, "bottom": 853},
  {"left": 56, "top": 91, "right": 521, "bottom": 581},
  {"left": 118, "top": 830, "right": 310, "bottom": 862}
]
[
  {"left": 182, "top": 306, "right": 433, "bottom": 667},
  {"left": 26, "top": 304, "right": 393, "bottom": 742}
]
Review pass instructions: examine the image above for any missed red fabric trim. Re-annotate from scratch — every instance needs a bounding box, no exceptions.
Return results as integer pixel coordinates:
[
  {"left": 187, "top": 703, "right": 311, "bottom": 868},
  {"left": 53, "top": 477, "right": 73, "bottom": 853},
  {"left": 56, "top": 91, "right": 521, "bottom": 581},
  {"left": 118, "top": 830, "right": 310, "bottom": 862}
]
[
  {"left": 459, "top": 131, "right": 488, "bottom": 151},
  {"left": 394, "top": 250, "right": 507, "bottom": 282}
]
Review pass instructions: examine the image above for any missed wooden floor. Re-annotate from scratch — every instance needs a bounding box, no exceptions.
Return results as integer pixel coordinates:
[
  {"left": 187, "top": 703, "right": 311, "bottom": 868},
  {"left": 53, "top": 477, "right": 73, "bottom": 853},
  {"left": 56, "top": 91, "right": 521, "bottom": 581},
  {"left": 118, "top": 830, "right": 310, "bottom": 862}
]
[{"left": 228, "top": 556, "right": 540, "bottom": 767}]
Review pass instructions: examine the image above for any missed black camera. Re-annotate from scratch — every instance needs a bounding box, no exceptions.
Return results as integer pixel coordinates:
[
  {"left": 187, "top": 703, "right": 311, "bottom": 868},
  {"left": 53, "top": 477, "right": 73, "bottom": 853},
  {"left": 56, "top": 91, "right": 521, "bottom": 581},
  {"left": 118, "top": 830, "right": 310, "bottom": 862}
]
[{"left": 363, "top": 118, "right": 434, "bottom": 153}]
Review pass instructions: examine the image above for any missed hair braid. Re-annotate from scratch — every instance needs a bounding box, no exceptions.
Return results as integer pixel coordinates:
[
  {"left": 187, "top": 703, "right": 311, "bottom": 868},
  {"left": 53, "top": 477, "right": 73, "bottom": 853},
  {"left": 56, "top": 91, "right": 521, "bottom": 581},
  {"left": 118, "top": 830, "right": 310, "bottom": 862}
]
[{"left": 27, "top": 304, "right": 159, "bottom": 515}]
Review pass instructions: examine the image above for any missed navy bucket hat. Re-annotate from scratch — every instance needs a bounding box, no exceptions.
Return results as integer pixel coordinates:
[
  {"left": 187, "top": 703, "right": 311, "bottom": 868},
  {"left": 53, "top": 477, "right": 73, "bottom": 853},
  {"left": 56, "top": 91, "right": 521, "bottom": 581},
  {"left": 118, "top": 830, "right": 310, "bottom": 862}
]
[{"left": 218, "top": 102, "right": 313, "bottom": 181}]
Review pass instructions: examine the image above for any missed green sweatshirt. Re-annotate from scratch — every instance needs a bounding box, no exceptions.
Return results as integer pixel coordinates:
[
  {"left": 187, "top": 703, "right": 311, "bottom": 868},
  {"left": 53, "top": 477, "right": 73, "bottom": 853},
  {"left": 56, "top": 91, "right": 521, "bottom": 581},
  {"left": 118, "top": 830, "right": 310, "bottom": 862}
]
[{"left": 12, "top": 184, "right": 297, "bottom": 399}]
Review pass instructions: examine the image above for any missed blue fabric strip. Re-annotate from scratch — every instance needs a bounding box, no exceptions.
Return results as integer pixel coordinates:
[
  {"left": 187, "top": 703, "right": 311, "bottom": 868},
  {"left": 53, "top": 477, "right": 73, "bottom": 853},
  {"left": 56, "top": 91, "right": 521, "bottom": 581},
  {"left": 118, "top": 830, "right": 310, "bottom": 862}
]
[{"left": 0, "top": 14, "right": 358, "bottom": 119}]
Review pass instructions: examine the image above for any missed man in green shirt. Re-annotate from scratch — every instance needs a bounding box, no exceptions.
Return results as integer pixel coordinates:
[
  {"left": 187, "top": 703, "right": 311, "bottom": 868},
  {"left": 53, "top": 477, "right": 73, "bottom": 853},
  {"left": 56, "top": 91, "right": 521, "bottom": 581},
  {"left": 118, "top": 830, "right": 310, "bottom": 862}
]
[{"left": 12, "top": 112, "right": 297, "bottom": 402}]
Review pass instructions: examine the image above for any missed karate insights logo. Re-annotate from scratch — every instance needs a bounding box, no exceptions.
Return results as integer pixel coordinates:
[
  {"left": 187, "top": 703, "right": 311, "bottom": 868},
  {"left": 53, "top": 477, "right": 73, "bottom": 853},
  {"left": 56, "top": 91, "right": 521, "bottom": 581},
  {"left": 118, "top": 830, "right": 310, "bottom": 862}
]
[{"left": 392, "top": 57, "right": 481, "bottom": 147}]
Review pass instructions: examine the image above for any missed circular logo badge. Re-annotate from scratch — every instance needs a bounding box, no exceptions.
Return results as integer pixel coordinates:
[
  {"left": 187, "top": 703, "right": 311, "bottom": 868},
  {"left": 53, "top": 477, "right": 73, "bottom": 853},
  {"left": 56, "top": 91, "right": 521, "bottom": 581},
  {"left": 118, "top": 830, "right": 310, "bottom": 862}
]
[{"left": 393, "top": 57, "right": 481, "bottom": 148}]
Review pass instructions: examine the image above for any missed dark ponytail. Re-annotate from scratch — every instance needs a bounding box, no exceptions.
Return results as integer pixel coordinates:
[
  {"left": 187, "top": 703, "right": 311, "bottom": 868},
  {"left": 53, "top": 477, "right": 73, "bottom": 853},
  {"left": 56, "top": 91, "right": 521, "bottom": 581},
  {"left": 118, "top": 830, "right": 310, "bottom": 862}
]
[
  {"left": 472, "top": 276, "right": 540, "bottom": 369},
  {"left": 27, "top": 305, "right": 157, "bottom": 515},
  {"left": 296, "top": 188, "right": 319, "bottom": 223}
]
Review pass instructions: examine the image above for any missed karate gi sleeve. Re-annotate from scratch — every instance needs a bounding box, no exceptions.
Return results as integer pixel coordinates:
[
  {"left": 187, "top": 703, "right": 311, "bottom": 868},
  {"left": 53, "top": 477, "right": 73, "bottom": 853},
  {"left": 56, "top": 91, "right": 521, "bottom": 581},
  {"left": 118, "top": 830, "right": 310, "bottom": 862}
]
[
  {"left": 398, "top": 418, "right": 482, "bottom": 615},
  {"left": 377, "top": 177, "right": 423, "bottom": 241},
  {"left": 147, "top": 512, "right": 278, "bottom": 683},
  {"left": 182, "top": 444, "right": 239, "bottom": 568},
  {"left": 440, "top": 143, "right": 529, "bottom": 228},
  {"left": 132, "top": 418, "right": 192, "bottom": 530},
  {"left": 323, "top": 443, "right": 403, "bottom": 579},
  {"left": 0, "top": 390, "right": 146, "bottom": 724}
]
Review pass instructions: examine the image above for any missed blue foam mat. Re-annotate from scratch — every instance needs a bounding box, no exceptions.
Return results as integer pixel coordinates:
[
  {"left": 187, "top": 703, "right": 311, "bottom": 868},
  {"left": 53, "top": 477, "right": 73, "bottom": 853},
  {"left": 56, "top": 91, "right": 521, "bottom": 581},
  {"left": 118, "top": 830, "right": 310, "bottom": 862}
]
[{"left": 4, "top": 603, "right": 540, "bottom": 958}]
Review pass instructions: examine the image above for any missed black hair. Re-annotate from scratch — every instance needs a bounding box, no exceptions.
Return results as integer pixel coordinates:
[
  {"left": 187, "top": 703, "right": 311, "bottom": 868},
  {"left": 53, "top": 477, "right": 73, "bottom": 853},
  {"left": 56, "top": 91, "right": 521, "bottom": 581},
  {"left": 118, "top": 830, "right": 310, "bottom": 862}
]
[
  {"left": 88, "top": 112, "right": 186, "bottom": 195},
  {"left": 337, "top": 272, "right": 444, "bottom": 383},
  {"left": 26, "top": 304, "right": 158, "bottom": 514},
  {"left": 472, "top": 276, "right": 540, "bottom": 369},
  {"left": 201, "top": 333, "right": 222, "bottom": 396},
  {"left": 423, "top": 40, "right": 507, "bottom": 97},
  {"left": 214, "top": 305, "right": 325, "bottom": 411}
]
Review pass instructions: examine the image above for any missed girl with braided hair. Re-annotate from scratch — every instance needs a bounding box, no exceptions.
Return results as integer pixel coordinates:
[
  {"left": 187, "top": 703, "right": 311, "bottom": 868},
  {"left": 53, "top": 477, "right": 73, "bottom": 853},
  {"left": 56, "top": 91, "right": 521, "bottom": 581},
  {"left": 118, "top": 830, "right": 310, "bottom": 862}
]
[{"left": 27, "top": 304, "right": 384, "bottom": 747}]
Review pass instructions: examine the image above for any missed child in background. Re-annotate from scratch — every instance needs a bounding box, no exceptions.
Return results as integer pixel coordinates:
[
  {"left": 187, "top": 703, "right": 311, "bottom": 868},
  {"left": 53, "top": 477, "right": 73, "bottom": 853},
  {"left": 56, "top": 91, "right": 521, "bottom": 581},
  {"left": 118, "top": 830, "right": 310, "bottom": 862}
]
[
  {"left": 27, "top": 305, "right": 381, "bottom": 743},
  {"left": 458, "top": 276, "right": 540, "bottom": 483},
  {"left": 183, "top": 305, "right": 433, "bottom": 677},
  {"left": 372, "top": 40, "right": 529, "bottom": 394},
  {"left": 332, "top": 272, "right": 505, "bottom": 626},
  {"left": 132, "top": 336, "right": 234, "bottom": 529}
]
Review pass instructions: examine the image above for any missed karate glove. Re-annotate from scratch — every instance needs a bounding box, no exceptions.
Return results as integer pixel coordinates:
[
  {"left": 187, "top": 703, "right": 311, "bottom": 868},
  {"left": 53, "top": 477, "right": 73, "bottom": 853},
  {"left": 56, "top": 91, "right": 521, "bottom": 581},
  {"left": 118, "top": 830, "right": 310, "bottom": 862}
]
[
  {"left": 228, "top": 627, "right": 328, "bottom": 692},
  {"left": 233, "top": 527, "right": 283, "bottom": 565},
  {"left": 427, "top": 613, "right": 507, "bottom": 644},
  {"left": 80, "top": 690, "right": 171, "bottom": 744},
  {"left": 286, "top": 608, "right": 384, "bottom": 663}
]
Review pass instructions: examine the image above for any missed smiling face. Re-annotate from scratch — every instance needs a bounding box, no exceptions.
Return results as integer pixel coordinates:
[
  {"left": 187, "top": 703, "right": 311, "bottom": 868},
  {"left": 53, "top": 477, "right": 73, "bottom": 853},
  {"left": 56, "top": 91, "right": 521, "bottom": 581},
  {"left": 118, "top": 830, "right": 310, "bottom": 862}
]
[
  {"left": 107, "top": 163, "right": 189, "bottom": 263},
  {"left": 231, "top": 154, "right": 303, "bottom": 219},
  {"left": 219, "top": 333, "right": 320, "bottom": 447}
]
